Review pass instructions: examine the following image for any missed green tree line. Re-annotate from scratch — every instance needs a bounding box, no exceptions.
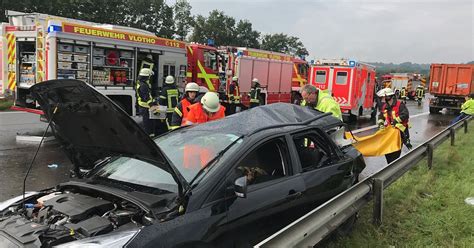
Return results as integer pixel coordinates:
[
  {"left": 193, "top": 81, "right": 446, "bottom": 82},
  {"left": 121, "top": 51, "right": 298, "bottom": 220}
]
[{"left": 0, "top": 0, "right": 308, "bottom": 57}]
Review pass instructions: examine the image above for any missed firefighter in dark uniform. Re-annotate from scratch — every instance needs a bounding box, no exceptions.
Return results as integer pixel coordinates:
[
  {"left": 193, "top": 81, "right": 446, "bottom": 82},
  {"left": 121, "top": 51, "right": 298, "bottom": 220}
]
[
  {"left": 135, "top": 68, "right": 158, "bottom": 136},
  {"left": 400, "top": 86, "right": 407, "bottom": 103},
  {"left": 170, "top": 82, "right": 200, "bottom": 129},
  {"left": 158, "top": 75, "right": 180, "bottom": 132},
  {"left": 227, "top": 76, "right": 241, "bottom": 115},
  {"left": 248, "top": 78, "right": 261, "bottom": 108},
  {"left": 415, "top": 85, "right": 425, "bottom": 106}
]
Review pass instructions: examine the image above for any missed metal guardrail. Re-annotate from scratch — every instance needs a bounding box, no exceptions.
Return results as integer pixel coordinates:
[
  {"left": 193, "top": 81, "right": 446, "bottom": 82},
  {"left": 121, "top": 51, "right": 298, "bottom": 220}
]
[{"left": 255, "top": 116, "right": 472, "bottom": 247}]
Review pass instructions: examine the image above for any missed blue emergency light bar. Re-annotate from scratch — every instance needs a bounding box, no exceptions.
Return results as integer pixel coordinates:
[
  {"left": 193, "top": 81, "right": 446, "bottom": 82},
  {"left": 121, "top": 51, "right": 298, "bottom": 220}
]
[
  {"left": 47, "top": 25, "right": 62, "bottom": 33},
  {"left": 348, "top": 60, "right": 356, "bottom": 67}
]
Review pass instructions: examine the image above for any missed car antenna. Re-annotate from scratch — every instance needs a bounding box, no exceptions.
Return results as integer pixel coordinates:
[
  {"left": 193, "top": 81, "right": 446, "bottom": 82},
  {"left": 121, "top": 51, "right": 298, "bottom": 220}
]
[{"left": 22, "top": 104, "right": 59, "bottom": 212}]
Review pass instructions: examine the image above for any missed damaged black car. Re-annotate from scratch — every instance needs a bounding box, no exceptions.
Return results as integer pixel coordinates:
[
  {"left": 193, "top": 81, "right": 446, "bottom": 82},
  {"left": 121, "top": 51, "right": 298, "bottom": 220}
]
[{"left": 0, "top": 80, "right": 365, "bottom": 247}]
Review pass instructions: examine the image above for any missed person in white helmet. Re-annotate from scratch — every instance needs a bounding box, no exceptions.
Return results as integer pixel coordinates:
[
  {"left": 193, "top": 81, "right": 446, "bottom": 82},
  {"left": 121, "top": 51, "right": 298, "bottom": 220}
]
[
  {"left": 170, "top": 82, "right": 200, "bottom": 129},
  {"left": 135, "top": 68, "right": 159, "bottom": 136},
  {"left": 248, "top": 78, "right": 261, "bottom": 108},
  {"left": 227, "top": 76, "right": 241, "bottom": 114},
  {"left": 158, "top": 75, "right": 180, "bottom": 131},
  {"left": 185, "top": 92, "right": 226, "bottom": 125},
  {"left": 376, "top": 87, "right": 412, "bottom": 164}
]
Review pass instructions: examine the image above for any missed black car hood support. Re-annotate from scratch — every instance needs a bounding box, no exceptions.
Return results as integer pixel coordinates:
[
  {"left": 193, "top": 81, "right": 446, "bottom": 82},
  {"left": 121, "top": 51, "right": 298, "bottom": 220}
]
[{"left": 30, "top": 80, "right": 188, "bottom": 193}]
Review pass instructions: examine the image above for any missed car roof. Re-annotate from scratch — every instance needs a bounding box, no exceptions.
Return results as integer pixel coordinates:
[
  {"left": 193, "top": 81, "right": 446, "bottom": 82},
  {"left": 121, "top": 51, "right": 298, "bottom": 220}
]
[{"left": 187, "top": 103, "right": 342, "bottom": 136}]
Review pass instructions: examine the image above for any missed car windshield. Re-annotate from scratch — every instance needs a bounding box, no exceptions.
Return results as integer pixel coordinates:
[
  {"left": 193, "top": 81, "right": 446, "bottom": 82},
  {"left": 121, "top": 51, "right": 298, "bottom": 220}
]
[
  {"left": 90, "top": 157, "right": 178, "bottom": 193},
  {"left": 155, "top": 129, "right": 243, "bottom": 183}
]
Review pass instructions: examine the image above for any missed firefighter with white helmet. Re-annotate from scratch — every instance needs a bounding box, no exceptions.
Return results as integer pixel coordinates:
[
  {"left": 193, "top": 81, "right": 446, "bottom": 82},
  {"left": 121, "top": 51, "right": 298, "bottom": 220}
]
[
  {"left": 376, "top": 87, "right": 412, "bottom": 164},
  {"left": 227, "top": 76, "right": 241, "bottom": 114},
  {"left": 248, "top": 78, "right": 262, "bottom": 108},
  {"left": 170, "top": 82, "right": 200, "bottom": 129},
  {"left": 158, "top": 75, "right": 180, "bottom": 131},
  {"left": 136, "top": 68, "right": 159, "bottom": 136},
  {"left": 185, "top": 92, "right": 226, "bottom": 125}
]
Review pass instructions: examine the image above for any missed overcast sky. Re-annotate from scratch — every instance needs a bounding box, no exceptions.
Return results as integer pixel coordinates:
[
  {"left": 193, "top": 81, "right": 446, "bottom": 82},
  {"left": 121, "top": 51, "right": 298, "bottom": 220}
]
[{"left": 185, "top": 0, "right": 473, "bottom": 64}]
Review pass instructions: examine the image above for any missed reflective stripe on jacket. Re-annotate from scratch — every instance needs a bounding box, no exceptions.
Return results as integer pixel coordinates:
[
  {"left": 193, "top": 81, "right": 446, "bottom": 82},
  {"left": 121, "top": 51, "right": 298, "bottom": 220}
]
[
  {"left": 381, "top": 100, "right": 409, "bottom": 132},
  {"left": 136, "top": 79, "right": 153, "bottom": 108},
  {"left": 159, "top": 85, "right": 179, "bottom": 113},
  {"left": 185, "top": 103, "right": 226, "bottom": 125},
  {"left": 249, "top": 87, "right": 261, "bottom": 103}
]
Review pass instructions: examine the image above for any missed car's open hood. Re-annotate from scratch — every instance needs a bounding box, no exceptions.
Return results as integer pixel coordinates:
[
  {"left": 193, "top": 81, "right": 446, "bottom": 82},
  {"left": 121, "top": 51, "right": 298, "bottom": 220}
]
[{"left": 30, "top": 80, "right": 187, "bottom": 192}]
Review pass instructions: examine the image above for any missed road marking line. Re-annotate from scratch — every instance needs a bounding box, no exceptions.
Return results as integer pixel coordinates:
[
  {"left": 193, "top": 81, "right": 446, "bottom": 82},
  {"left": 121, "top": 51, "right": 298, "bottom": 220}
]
[{"left": 352, "top": 111, "right": 429, "bottom": 134}]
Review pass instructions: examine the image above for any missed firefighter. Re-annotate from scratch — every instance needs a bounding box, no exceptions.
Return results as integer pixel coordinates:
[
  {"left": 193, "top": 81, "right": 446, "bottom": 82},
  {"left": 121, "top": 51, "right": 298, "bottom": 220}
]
[
  {"left": 248, "top": 78, "right": 262, "bottom": 108},
  {"left": 300, "top": 84, "right": 342, "bottom": 120},
  {"left": 376, "top": 88, "right": 412, "bottom": 164},
  {"left": 185, "top": 92, "right": 226, "bottom": 125},
  {"left": 415, "top": 85, "right": 425, "bottom": 106},
  {"left": 170, "top": 82, "right": 200, "bottom": 129},
  {"left": 135, "top": 68, "right": 159, "bottom": 136},
  {"left": 400, "top": 86, "right": 407, "bottom": 103},
  {"left": 227, "top": 76, "right": 241, "bottom": 115},
  {"left": 158, "top": 75, "right": 180, "bottom": 132}
]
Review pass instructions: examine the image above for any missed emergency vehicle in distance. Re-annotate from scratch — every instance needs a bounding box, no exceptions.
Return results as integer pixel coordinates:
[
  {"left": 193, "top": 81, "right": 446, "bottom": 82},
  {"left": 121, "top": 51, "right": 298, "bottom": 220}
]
[
  {"left": 0, "top": 10, "right": 187, "bottom": 116},
  {"left": 186, "top": 43, "right": 309, "bottom": 108},
  {"left": 309, "top": 59, "right": 376, "bottom": 119}
]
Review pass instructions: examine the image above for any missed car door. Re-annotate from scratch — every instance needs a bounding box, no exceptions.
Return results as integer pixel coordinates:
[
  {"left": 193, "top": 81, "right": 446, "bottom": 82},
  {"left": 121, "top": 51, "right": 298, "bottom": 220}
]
[
  {"left": 224, "top": 136, "right": 306, "bottom": 245},
  {"left": 291, "top": 128, "right": 354, "bottom": 206}
]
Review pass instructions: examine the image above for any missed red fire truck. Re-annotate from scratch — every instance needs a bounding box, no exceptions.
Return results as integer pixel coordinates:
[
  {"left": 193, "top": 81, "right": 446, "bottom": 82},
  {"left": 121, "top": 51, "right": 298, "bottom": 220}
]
[
  {"left": 309, "top": 59, "right": 376, "bottom": 119},
  {"left": 1, "top": 10, "right": 187, "bottom": 116},
  {"left": 186, "top": 44, "right": 308, "bottom": 108}
]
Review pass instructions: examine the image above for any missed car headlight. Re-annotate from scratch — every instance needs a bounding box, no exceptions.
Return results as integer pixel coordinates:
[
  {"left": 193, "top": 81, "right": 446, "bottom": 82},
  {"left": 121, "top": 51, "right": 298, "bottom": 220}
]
[{"left": 54, "top": 229, "right": 140, "bottom": 248}]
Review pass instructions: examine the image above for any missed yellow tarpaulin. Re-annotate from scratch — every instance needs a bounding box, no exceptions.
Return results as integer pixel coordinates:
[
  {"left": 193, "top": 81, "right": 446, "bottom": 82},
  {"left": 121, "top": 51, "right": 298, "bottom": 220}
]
[{"left": 346, "top": 126, "right": 401, "bottom": 156}]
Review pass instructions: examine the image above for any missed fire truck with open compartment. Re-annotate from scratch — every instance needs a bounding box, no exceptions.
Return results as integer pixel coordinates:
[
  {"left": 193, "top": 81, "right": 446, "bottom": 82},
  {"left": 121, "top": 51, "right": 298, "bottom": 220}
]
[
  {"left": 309, "top": 59, "right": 376, "bottom": 119},
  {"left": 0, "top": 10, "right": 187, "bottom": 116}
]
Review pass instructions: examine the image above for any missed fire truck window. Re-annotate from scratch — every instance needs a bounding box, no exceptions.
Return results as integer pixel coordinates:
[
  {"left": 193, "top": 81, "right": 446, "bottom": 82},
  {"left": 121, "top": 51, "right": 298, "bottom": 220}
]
[
  {"left": 316, "top": 71, "right": 326, "bottom": 84},
  {"left": 170, "top": 65, "right": 176, "bottom": 78},
  {"left": 336, "top": 71, "right": 348, "bottom": 85},
  {"left": 204, "top": 51, "right": 217, "bottom": 71}
]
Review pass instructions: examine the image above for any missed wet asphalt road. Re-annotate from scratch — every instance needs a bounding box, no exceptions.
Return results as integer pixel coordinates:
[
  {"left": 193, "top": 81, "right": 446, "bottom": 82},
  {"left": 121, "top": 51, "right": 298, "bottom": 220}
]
[{"left": 0, "top": 97, "right": 455, "bottom": 202}]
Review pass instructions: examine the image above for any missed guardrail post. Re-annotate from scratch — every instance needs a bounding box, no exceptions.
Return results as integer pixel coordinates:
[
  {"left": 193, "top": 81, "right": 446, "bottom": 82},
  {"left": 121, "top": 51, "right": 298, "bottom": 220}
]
[
  {"left": 373, "top": 178, "right": 383, "bottom": 226},
  {"left": 464, "top": 119, "right": 468, "bottom": 133},
  {"left": 450, "top": 128, "right": 455, "bottom": 146},
  {"left": 427, "top": 143, "right": 434, "bottom": 169}
]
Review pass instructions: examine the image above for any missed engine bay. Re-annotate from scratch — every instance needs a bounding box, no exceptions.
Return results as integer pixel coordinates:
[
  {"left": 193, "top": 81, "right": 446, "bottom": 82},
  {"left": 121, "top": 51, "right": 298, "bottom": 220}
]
[{"left": 0, "top": 186, "right": 171, "bottom": 247}]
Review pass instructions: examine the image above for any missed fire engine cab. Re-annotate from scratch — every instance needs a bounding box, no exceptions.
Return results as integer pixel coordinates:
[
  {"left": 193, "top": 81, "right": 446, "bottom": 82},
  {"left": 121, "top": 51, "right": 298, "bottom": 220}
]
[
  {"left": 1, "top": 10, "right": 187, "bottom": 116},
  {"left": 309, "top": 59, "right": 376, "bottom": 119}
]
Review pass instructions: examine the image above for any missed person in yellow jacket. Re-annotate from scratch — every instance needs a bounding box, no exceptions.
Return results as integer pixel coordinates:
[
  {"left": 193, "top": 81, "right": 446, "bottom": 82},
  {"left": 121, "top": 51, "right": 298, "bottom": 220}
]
[
  {"left": 451, "top": 94, "right": 474, "bottom": 125},
  {"left": 300, "top": 84, "right": 342, "bottom": 120}
]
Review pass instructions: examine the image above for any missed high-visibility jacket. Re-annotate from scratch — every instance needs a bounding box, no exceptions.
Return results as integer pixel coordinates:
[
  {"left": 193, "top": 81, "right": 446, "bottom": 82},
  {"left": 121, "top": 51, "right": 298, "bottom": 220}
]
[
  {"left": 249, "top": 86, "right": 261, "bottom": 104},
  {"left": 170, "top": 98, "right": 194, "bottom": 129},
  {"left": 159, "top": 84, "right": 179, "bottom": 113},
  {"left": 380, "top": 100, "right": 409, "bottom": 132},
  {"left": 136, "top": 79, "right": 153, "bottom": 109},
  {"left": 185, "top": 103, "right": 226, "bottom": 125},
  {"left": 416, "top": 87, "right": 424, "bottom": 98},
  {"left": 228, "top": 82, "right": 241, "bottom": 104},
  {"left": 400, "top": 88, "right": 407, "bottom": 98},
  {"left": 461, "top": 98, "right": 474, "bottom": 115},
  {"left": 301, "top": 91, "right": 342, "bottom": 120}
]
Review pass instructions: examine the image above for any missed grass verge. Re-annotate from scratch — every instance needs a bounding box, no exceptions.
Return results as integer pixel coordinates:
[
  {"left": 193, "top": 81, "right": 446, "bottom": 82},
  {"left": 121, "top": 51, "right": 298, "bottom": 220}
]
[
  {"left": 326, "top": 128, "right": 474, "bottom": 247},
  {"left": 0, "top": 100, "right": 13, "bottom": 111}
]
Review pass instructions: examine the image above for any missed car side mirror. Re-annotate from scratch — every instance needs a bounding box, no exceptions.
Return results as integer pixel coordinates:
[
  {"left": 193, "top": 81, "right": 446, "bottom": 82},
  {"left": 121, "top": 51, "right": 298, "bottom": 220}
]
[{"left": 234, "top": 176, "right": 248, "bottom": 198}]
